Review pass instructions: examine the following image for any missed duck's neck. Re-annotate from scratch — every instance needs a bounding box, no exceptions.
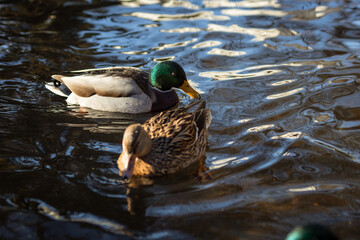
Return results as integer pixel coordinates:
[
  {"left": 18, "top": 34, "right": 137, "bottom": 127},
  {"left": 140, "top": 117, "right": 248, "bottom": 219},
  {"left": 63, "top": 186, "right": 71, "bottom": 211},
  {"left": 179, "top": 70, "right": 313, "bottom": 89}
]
[{"left": 150, "top": 88, "right": 179, "bottom": 112}]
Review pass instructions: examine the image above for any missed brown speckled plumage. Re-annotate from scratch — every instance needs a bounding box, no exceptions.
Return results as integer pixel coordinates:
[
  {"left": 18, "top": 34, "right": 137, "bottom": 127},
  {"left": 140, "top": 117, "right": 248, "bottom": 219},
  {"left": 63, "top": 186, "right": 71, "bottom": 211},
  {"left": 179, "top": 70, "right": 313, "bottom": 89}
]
[{"left": 117, "top": 100, "right": 211, "bottom": 179}]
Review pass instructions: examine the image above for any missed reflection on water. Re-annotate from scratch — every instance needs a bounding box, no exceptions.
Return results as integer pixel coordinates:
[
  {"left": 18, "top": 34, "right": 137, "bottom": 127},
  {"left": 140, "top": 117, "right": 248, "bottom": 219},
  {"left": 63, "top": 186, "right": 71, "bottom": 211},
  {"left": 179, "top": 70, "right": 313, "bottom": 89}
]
[{"left": 1, "top": 0, "right": 360, "bottom": 239}]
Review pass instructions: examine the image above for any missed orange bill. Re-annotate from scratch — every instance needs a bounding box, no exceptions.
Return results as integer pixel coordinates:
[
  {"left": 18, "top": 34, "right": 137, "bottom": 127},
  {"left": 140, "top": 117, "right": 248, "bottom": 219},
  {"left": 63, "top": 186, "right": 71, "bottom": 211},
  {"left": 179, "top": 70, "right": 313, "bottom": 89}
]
[{"left": 179, "top": 80, "right": 201, "bottom": 99}]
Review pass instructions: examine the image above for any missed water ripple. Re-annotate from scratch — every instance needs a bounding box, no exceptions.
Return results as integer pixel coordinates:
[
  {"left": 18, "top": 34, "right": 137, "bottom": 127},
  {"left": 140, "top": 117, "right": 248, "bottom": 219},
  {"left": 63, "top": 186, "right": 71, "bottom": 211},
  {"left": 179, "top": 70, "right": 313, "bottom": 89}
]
[
  {"left": 125, "top": 11, "right": 229, "bottom": 21},
  {"left": 1, "top": 0, "right": 360, "bottom": 239}
]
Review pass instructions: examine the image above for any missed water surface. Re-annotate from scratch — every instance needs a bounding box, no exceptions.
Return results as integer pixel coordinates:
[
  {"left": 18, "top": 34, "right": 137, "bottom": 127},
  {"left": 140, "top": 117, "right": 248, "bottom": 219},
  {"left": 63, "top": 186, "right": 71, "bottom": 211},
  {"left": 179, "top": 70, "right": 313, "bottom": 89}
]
[{"left": 0, "top": 0, "right": 360, "bottom": 239}]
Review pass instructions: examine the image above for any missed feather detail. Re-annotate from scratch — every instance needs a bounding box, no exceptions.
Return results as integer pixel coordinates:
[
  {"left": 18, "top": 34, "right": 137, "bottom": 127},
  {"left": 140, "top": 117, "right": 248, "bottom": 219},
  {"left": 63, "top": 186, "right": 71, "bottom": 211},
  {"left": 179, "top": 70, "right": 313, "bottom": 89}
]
[
  {"left": 118, "top": 100, "right": 211, "bottom": 178},
  {"left": 47, "top": 61, "right": 199, "bottom": 113}
]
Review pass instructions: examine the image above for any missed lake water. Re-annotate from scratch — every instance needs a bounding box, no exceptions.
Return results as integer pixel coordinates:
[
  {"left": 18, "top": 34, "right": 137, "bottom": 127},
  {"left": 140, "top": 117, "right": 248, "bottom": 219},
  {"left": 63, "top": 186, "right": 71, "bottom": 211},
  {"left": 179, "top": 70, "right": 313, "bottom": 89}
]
[{"left": 1, "top": 0, "right": 360, "bottom": 239}]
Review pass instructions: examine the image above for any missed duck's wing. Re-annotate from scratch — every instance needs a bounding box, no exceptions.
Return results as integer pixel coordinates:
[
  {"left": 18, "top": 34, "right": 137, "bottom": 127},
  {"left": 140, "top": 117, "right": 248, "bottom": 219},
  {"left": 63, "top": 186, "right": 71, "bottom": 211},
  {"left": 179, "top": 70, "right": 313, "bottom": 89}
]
[
  {"left": 142, "top": 100, "right": 211, "bottom": 169},
  {"left": 50, "top": 67, "right": 151, "bottom": 98},
  {"left": 144, "top": 101, "right": 210, "bottom": 144}
]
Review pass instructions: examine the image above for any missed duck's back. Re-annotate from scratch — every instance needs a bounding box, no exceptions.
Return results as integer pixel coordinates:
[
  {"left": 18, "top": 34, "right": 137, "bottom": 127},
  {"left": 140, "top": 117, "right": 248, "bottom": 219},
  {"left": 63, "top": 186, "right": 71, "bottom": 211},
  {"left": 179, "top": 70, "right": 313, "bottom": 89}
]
[
  {"left": 64, "top": 67, "right": 150, "bottom": 97},
  {"left": 141, "top": 101, "right": 211, "bottom": 175}
]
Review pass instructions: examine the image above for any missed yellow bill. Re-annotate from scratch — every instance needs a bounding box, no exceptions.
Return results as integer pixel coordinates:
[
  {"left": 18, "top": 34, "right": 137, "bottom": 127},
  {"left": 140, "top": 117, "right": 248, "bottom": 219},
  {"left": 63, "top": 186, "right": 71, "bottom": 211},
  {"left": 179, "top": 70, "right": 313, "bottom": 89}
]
[{"left": 179, "top": 80, "right": 201, "bottom": 99}]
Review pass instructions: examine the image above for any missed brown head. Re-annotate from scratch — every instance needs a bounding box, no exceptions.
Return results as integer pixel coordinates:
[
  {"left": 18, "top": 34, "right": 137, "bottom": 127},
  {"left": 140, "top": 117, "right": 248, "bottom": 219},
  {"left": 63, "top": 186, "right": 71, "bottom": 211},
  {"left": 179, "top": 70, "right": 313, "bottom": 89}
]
[{"left": 118, "top": 124, "right": 152, "bottom": 180}]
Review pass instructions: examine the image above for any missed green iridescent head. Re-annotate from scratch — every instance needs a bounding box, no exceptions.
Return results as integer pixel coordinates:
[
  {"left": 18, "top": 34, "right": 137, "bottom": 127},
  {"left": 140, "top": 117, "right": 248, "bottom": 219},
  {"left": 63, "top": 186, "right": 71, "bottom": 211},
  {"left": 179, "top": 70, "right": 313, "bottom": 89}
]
[
  {"left": 286, "top": 224, "right": 339, "bottom": 240},
  {"left": 150, "top": 61, "right": 200, "bottom": 99}
]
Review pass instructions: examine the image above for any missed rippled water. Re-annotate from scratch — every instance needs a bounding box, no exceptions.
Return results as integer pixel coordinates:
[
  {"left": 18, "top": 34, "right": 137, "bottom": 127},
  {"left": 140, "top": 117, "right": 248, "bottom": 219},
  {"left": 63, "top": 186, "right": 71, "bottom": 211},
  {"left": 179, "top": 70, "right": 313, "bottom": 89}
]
[{"left": 1, "top": 0, "right": 360, "bottom": 239}]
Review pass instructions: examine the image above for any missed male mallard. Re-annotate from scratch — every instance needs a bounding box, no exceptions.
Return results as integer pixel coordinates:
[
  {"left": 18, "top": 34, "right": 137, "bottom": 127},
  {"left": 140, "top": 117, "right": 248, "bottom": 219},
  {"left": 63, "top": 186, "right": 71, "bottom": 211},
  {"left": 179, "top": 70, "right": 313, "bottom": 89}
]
[
  {"left": 45, "top": 61, "right": 200, "bottom": 113},
  {"left": 117, "top": 100, "right": 211, "bottom": 180}
]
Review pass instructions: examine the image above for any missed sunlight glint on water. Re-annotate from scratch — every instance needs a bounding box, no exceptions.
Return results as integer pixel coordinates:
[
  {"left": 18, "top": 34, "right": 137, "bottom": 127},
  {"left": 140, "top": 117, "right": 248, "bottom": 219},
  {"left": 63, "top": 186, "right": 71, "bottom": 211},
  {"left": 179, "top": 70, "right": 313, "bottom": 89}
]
[{"left": 0, "top": 0, "right": 359, "bottom": 239}]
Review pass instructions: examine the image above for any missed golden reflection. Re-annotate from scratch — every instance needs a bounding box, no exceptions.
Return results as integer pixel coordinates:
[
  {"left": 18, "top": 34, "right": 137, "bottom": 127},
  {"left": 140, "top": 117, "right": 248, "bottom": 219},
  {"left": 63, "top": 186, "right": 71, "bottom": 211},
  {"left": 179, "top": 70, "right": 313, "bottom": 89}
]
[
  {"left": 314, "top": 113, "right": 330, "bottom": 123},
  {"left": 200, "top": 56, "right": 341, "bottom": 81},
  {"left": 192, "top": 40, "right": 221, "bottom": 49},
  {"left": 153, "top": 38, "right": 197, "bottom": 50},
  {"left": 285, "top": 59, "right": 340, "bottom": 69},
  {"left": 161, "top": 27, "right": 202, "bottom": 33},
  {"left": 163, "top": 24, "right": 298, "bottom": 43},
  {"left": 263, "top": 43, "right": 278, "bottom": 50},
  {"left": 208, "top": 48, "right": 245, "bottom": 57},
  {"left": 125, "top": 11, "right": 229, "bottom": 21},
  {"left": 211, "top": 156, "right": 236, "bottom": 169},
  {"left": 163, "top": 0, "right": 200, "bottom": 10},
  {"left": 207, "top": 24, "right": 297, "bottom": 42},
  {"left": 218, "top": 5, "right": 340, "bottom": 23},
  {"left": 153, "top": 56, "right": 176, "bottom": 62},
  {"left": 288, "top": 186, "right": 317, "bottom": 192},
  {"left": 40, "top": 203, "right": 132, "bottom": 235},
  {"left": 121, "top": 50, "right": 149, "bottom": 55},
  {"left": 210, "top": 156, "right": 249, "bottom": 169},
  {"left": 263, "top": 59, "right": 338, "bottom": 70},
  {"left": 247, "top": 124, "right": 275, "bottom": 132},
  {"left": 282, "top": 43, "right": 312, "bottom": 51},
  {"left": 203, "top": 0, "right": 280, "bottom": 8},
  {"left": 269, "top": 79, "right": 294, "bottom": 86},
  {"left": 121, "top": 0, "right": 160, "bottom": 7},
  {"left": 199, "top": 69, "right": 281, "bottom": 81},
  {"left": 290, "top": 6, "right": 341, "bottom": 20},
  {"left": 248, "top": 64, "right": 279, "bottom": 71},
  {"left": 222, "top": 9, "right": 287, "bottom": 17},
  {"left": 39, "top": 205, "right": 62, "bottom": 220},
  {"left": 264, "top": 43, "right": 312, "bottom": 51},
  {"left": 238, "top": 118, "right": 253, "bottom": 123},
  {"left": 329, "top": 77, "right": 353, "bottom": 85},
  {"left": 271, "top": 132, "right": 303, "bottom": 139},
  {"left": 71, "top": 214, "right": 132, "bottom": 236},
  {"left": 53, "top": 107, "right": 137, "bottom": 133},
  {"left": 143, "top": 23, "right": 160, "bottom": 28},
  {"left": 266, "top": 87, "right": 303, "bottom": 100},
  {"left": 305, "top": 137, "right": 357, "bottom": 161}
]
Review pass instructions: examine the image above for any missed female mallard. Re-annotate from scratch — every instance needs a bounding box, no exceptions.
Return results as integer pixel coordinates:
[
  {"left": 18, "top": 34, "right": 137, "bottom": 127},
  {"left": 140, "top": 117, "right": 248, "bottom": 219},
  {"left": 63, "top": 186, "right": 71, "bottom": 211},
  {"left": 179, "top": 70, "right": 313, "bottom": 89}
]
[
  {"left": 45, "top": 61, "right": 200, "bottom": 113},
  {"left": 117, "top": 100, "right": 211, "bottom": 180}
]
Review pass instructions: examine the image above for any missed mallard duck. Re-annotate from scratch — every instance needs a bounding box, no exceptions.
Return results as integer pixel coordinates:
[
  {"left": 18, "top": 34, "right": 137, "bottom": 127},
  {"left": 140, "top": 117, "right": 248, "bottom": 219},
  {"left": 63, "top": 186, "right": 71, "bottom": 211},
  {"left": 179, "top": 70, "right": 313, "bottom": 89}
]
[
  {"left": 45, "top": 61, "right": 200, "bottom": 113},
  {"left": 286, "top": 224, "right": 339, "bottom": 240},
  {"left": 117, "top": 100, "right": 211, "bottom": 180}
]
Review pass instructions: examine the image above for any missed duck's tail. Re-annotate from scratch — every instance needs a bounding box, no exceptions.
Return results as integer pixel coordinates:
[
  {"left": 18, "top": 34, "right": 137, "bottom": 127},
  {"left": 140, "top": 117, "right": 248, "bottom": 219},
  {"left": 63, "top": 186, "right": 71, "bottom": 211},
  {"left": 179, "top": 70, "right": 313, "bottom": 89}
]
[
  {"left": 193, "top": 101, "right": 211, "bottom": 132},
  {"left": 45, "top": 75, "right": 71, "bottom": 97}
]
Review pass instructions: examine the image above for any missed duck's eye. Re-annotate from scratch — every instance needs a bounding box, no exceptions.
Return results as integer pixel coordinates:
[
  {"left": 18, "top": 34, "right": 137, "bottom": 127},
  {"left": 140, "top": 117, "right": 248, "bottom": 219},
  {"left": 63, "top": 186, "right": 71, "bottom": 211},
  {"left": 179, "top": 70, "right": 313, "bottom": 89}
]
[
  {"left": 171, "top": 72, "right": 176, "bottom": 77},
  {"left": 54, "top": 80, "right": 61, "bottom": 87}
]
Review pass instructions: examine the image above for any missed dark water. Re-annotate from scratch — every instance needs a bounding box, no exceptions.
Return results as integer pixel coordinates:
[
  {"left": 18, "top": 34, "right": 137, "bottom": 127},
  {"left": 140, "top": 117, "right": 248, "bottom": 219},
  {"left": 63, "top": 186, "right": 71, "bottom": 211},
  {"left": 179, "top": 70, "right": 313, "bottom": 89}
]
[{"left": 1, "top": 0, "right": 360, "bottom": 239}]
